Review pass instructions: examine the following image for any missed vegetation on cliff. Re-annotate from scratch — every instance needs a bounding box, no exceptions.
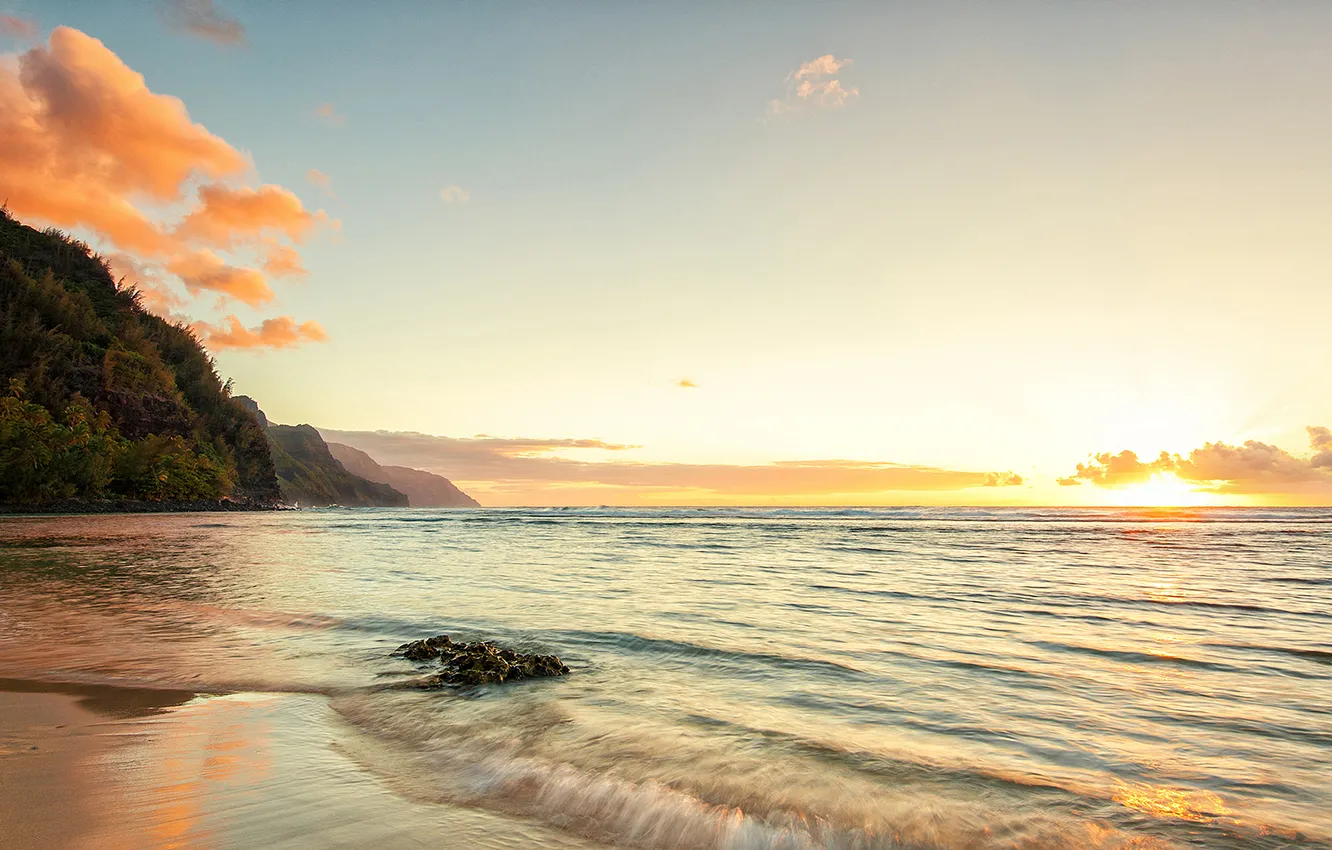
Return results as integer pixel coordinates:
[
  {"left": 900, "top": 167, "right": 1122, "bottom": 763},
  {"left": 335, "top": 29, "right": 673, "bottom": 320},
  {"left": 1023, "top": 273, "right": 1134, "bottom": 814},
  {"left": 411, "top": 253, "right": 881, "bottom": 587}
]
[{"left": 0, "top": 210, "right": 279, "bottom": 506}]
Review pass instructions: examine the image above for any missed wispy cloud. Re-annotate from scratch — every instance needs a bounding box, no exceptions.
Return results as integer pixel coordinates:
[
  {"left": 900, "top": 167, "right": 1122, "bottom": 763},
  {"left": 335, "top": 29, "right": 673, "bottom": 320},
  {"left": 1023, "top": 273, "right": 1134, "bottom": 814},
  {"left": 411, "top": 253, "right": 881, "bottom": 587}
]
[
  {"left": 262, "top": 242, "right": 308, "bottom": 278},
  {"left": 0, "top": 14, "right": 37, "bottom": 40},
  {"left": 440, "top": 185, "right": 471, "bottom": 205},
  {"left": 319, "top": 429, "right": 1024, "bottom": 505},
  {"left": 1060, "top": 427, "right": 1332, "bottom": 495},
  {"left": 159, "top": 0, "right": 245, "bottom": 46},
  {"left": 305, "top": 168, "right": 335, "bottom": 198},
  {"left": 192, "top": 315, "right": 328, "bottom": 350},
  {"left": 313, "top": 102, "right": 346, "bottom": 126},
  {"left": 768, "top": 54, "right": 859, "bottom": 116},
  {"left": 677, "top": 379, "right": 698, "bottom": 389},
  {"left": 0, "top": 26, "right": 324, "bottom": 345}
]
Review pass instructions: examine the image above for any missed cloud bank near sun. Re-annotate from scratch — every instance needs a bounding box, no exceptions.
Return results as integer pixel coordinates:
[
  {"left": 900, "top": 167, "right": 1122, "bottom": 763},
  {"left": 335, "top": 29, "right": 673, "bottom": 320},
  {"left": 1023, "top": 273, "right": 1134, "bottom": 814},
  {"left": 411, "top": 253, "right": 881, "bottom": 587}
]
[
  {"left": 1060, "top": 427, "right": 1332, "bottom": 498},
  {"left": 319, "top": 428, "right": 1024, "bottom": 505},
  {"left": 0, "top": 25, "right": 328, "bottom": 349}
]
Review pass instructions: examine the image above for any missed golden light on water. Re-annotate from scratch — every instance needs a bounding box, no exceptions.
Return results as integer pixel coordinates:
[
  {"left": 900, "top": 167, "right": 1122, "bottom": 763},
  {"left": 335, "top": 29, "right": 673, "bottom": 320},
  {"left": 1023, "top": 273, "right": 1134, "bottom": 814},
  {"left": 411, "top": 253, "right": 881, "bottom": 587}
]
[{"left": 1113, "top": 782, "right": 1230, "bottom": 823}]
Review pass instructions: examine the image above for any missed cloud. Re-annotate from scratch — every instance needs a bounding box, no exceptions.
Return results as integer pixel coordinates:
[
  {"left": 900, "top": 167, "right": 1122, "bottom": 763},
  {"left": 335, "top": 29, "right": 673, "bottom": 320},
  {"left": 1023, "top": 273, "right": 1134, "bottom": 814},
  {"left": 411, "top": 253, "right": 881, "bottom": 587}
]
[
  {"left": 313, "top": 102, "right": 346, "bottom": 126},
  {"left": 318, "top": 429, "right": 1025, "bottom": 505},
  {"left": 1060, "top": 429, "right": 1332, "bottom": 495},
  {"left": 0, "top": 26, "right": 326, "bottom": 346},
  {"left": 677, "top": 379, "right": 698, "bottom": 389},
  {"left": 1310, "top": 426, "right": 1332, "bottom": 469},
  {"left": 159, "top": 0, "right": 245, "bottom": 46},
  {"left": 769, "top": 54, "right": 859, "bottom": 115},
  {"left": 984, "top": 471, "right": 1024, "bottom": 487},
  {"left": 262, "top": 242, "right": 307, "bottom": 278},
  {"left": 304, "top": 168, "right": 336, "bottom": 199},
  {"left": 192, "top": 315, "right": 328, "bottom": 350},
  {"left": 177, "top": 184, "right": 324, "bottom": 247},
  {"left": 792, "top": 55, "right": 848, "bottom": 80},
  {"left": 1, "top": 14, "right": 37, "bottom": 40},
  {"left": 440, "top": 185, "right": 470, "bottom": 205},
  {"left": 0, "top": 26, "right": 246, "bottom": 251},
  {"left": 167, "top": 250, "right": 272, "bottom": 306}
]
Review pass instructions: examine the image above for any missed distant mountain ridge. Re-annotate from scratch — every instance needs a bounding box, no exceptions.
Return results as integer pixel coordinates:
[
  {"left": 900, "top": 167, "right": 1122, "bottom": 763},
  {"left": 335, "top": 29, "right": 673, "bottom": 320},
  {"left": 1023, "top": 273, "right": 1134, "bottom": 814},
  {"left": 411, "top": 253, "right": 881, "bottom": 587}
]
[
  {"left": 266, "top": 423, "right": 409, "bottom": 507},
  {"left": 327, "top": 442, "right": 479, "bottom": 507},
  {"left": 230, "top": 397, "right": 405, "bottom": 508}
]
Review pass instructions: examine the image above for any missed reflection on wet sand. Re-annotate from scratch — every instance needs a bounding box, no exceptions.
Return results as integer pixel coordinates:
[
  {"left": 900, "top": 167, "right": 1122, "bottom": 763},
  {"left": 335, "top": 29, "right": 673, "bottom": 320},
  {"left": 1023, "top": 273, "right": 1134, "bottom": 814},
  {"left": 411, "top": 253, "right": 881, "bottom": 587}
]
[{"left": 0, "top": 682, "right": 608, "bottom": 850}]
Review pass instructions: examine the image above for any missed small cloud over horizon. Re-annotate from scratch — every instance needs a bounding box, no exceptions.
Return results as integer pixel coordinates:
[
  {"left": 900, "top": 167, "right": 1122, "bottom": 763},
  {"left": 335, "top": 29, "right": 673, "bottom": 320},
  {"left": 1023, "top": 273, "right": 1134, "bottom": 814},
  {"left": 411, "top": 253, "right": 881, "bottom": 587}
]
[
  {"left": 159, "top": 0, "right": 245, "bottom": 46},
  {"left": 768, "top": 54, "right": 859, "bottom": 116},
  {"left": 440, "top": 185, "right": 471, "bottom": 205},
  {"left": 313, "top": 102, "right": 346, "bottom": 126}
]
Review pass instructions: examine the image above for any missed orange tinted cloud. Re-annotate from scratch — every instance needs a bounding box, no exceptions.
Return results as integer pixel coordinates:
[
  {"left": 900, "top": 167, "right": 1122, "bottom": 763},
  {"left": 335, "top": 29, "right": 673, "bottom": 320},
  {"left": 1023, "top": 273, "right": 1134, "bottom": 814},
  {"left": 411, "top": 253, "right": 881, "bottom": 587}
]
[
  {"left": 677, "top": 379, "right": 698, "bottom": 388},
  {"left": 178, "top": 184, "right": 322, "bottom": 246},
  {"left": 792, "top": 55, "right": 849, "bottom": 80},
  {"left": 159, "top": 0, "right": 245, "bottom": 46},
  {"left": 192, "top": 315, "right": 328, "bottom": 350},
  {"left": 319, "top": 429, "right": 1025, "bottom": 505},
  {"left": 168, "top": 251, "right": 272, "bottom": 306},
  {"left": 13, "top": 27, "right": 247, "bottom": 201},
  {"left": 314, "top": 102, "right": 346, "bottom": 126},
  {"left": 262, "top": 243, "right": 308, "bottom": 278},
  {"left": 1, "top": 14, "right": 37, "bottom": 39},
  {"left": 0, "top": 26, "right": 327, "bottom": 346},
  {"left": 1060, "top": 428, "right": 1332, "bottom": 496},
  {"left": 770, "top": 54, "right": 859, "bottom": 115},
  {"left": 0, "top": 27, "right": 246, "bottom": 255}
]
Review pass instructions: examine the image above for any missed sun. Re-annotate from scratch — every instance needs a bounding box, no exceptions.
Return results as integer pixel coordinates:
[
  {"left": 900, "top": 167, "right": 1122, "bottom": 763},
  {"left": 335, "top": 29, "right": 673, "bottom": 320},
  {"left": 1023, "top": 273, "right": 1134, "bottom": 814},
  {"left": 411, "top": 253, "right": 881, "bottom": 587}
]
[{"left": 1104, "top": 472, "right": 1221, "bottom": 507}]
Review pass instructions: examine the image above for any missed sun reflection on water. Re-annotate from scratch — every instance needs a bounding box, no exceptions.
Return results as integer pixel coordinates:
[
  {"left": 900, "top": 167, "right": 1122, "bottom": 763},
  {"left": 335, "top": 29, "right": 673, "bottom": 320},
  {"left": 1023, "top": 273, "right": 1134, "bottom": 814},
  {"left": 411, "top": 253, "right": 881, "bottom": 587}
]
[{"left": 1113, "top": 781, "right": 1230, "bottom": 823}]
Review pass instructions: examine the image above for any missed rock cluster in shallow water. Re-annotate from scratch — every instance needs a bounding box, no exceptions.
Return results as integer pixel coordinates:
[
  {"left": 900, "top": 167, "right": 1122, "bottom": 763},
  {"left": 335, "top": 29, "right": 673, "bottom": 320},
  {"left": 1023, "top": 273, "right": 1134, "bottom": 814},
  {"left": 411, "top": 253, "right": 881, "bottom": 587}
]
[{"left": 391, "top": 634, "right": 569, "bottom": 687}]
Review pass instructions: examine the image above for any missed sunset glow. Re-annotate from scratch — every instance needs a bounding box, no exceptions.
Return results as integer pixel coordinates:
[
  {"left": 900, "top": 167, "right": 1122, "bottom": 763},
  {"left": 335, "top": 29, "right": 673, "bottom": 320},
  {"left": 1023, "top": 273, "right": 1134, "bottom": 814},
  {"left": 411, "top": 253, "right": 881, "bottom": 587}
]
[{"left": 1101, "top": 473, "right": 1224, "bottom": 508}]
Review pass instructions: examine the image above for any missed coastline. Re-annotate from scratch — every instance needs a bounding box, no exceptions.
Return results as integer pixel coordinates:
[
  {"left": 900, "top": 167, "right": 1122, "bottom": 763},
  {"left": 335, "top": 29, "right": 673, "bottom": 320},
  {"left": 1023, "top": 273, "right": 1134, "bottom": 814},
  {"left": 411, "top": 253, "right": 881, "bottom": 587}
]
[{"left": 0, "top": 498, "right": 284, "bottom": 515}]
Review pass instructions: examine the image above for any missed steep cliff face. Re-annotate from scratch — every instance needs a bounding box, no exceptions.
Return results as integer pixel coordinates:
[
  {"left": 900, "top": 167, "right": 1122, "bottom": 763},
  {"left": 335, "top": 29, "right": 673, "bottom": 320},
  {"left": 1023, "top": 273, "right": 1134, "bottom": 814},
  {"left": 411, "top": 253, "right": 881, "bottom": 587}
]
[
  {"left": 0, "top": 210, "right": 279, "bottom": 506},
  {"left": 327, "top": 442, "right": 480, "bottom": 507},
  {"left": 267, "top": 424, "right": 409, "bottom": 507}
]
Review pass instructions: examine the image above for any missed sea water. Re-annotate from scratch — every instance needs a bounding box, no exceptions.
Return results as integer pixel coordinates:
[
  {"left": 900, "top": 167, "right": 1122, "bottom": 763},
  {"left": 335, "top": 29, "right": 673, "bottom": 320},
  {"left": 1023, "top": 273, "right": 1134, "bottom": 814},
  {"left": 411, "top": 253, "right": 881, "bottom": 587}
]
[{"left": 1, "top": 507, "right": 1329, "bottom": 848}]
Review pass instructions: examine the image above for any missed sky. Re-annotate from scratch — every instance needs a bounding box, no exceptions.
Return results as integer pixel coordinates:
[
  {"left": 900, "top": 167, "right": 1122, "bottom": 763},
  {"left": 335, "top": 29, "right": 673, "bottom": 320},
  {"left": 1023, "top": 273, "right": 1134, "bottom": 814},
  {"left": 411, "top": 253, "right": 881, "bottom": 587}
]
[{"left": 4, "top": 1, "right": 1332, "bottom": 505}]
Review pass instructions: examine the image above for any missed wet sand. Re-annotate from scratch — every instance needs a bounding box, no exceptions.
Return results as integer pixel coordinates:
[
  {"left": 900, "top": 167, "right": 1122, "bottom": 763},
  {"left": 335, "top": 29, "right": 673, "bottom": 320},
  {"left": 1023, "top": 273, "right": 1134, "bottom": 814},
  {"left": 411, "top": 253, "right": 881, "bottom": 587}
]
[{"left": 0, "top": 680, "right": 605, "bottom": 850}]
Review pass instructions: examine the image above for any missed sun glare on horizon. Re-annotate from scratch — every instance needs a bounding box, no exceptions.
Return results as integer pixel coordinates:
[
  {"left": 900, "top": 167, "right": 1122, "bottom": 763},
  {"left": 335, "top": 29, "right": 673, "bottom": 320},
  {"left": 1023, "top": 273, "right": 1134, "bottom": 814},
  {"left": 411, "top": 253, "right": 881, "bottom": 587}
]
[{"left": 1101, "top": 473, "right": 1224, "bottom": 508}]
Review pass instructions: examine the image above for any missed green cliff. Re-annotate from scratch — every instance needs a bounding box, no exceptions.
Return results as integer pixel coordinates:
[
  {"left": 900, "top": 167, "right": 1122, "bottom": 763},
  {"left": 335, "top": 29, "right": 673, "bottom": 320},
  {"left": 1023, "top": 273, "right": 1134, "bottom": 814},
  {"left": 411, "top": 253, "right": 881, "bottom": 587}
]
[{"left": 0, "top": 210, "right": 279, "bottom": 507}]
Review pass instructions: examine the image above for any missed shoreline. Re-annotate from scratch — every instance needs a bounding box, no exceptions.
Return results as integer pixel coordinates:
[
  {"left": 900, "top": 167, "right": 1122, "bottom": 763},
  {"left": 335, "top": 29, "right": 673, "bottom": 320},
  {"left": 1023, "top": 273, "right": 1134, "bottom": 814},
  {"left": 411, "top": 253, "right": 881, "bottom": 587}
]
[
  {"left": 0, "top": 677, "right": 606, "bottom": 850},
  {"left": 0, "top": 498, "right": 284, "bottom": 515}
]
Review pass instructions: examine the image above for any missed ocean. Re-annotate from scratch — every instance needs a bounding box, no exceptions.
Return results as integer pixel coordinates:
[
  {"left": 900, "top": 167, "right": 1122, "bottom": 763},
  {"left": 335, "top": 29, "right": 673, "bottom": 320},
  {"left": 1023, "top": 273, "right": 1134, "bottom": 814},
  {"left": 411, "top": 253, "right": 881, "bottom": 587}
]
[{"left": 1, "top": 507, "right": 1329, "bottom": 849}]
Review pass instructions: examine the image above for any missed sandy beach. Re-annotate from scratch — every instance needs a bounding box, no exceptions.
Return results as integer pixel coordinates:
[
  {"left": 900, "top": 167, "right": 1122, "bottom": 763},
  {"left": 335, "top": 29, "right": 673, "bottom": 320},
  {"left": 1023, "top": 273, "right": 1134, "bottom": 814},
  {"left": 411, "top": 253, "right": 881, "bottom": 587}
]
[{"left": 0, "top": 679, "right": 604, "bottom": 850}]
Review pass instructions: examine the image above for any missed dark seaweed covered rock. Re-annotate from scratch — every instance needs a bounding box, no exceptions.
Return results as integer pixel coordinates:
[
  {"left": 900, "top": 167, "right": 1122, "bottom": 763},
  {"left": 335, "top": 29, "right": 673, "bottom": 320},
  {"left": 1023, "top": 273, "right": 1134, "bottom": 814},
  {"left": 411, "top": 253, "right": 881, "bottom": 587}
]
[{"left": 391, "top": 634, "right": 569, "bottom": 688}]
